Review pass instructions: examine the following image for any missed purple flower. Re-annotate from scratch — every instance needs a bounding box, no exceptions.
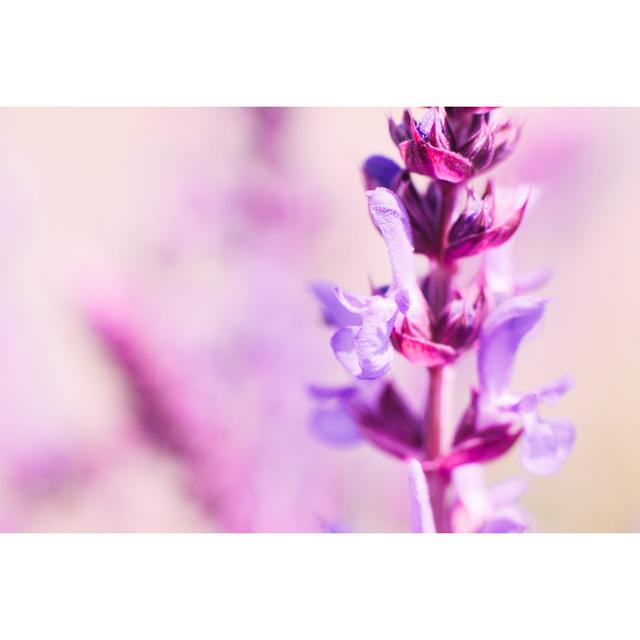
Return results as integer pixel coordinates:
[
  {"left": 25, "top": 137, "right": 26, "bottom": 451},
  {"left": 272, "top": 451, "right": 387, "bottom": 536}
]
[
  {"left": 329, "top": 290, "right": 398, "bottom": 380},
  {"left": 309, "top": 382, "right": 423, "bottom": 459},
  {"left": 444, "top": 183, "right": 528, "bottom": 262},
  {"left": 390, "top": 277, "right": 488, "bottom": 367},
  {"left": 390, "top": 314, "right": 458, "bottom": 368},
  {"left": 362, "top": 164, "right": 527, "bottom": 265},
  {"left": 313, "top": 187, "right": 424, "bottom": 379},
  {"left": 430, "top": 285, "right": 487, "bottom": 354},
  {"left": 391, "top": 108, "right": 520, "bottom": 183},
  {"left": 412, "top": 388, "right": 522, "bottom": 475},
  {"left": 477, "top": 296, "right": 576, "bottom": 475},
  {"left": 314, "top": 106, "right": 574, "bottom": 533}
]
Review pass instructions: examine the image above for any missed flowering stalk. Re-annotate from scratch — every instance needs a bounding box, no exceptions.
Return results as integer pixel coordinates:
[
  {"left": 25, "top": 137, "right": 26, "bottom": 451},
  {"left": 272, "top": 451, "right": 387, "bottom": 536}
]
[{"left": 311, "top": 107, "right": 575, "bottom": 533}]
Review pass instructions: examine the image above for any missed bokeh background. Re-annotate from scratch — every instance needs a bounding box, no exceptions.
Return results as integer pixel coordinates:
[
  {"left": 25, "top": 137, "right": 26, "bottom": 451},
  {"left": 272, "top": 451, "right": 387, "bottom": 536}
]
[{"left": 0, "top": 108, "right": 636, "bottom": 532}]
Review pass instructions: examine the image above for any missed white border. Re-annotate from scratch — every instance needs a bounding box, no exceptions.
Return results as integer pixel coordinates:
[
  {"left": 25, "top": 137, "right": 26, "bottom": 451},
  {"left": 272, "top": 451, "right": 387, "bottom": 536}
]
[
  {"left": 0, "top": 1, "right": 638, "bottom": 104},
  {"left": 0, "top": 534, "right": 636, "bottom": 638}
]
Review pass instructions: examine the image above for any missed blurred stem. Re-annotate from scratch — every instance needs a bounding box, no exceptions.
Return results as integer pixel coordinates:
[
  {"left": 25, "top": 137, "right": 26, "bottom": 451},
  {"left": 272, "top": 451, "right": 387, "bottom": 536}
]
[
  {"left": 425, "top": 366, "right": 444, "bottom": 460},
  {"left": 425, "top": 365, "right": 447, "bottom": 532}
]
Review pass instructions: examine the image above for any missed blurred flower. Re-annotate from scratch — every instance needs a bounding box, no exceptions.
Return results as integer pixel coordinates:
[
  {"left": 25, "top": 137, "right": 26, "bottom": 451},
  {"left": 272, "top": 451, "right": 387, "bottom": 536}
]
[
  {"left": 482, "top": 240, "right": 552, "bottom": 303},
  {"left": 478, "top": 296, "right": 575, "bottom": 474},
  {"left": 450, "top": 464, "right": 529, "bottom": 533},
  {"left": 309, "top": 382, "right": 422, "bottom": 459}
]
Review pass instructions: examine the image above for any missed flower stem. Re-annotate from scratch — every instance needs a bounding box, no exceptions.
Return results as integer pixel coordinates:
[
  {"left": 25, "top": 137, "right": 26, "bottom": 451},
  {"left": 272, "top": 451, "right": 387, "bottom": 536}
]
[
  {"left": 423, "top": 180, "right": 460, "bottom": 532},
  {"left": 425, "top": 366, "right": 444, "bottom": 460},
  {"left": 425, "top": 365, "right": 447, "bottom": 532}
]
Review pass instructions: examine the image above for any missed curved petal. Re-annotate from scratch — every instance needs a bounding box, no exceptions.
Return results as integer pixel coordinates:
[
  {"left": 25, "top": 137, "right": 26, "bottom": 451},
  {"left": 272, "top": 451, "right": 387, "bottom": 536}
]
[
  {"left": 439, "top": 424, "right": 522, "bottom": 472},
  {"left": 408, "top": 459, "right": 436, "bottom": 533},
  {"left": 330, "top": 293, "right": 397, "bottom": 380},
  {"left": 366, "top": 187, "right": 416, "bottom": 313},
  {"left": 333, "top": 287, "right": 371, "bottom": 314},
  {"left": 391, "top": 330, "right": 457, "bottom": 367},
  {"left": 426, "top": 144, "right": 475, "bottom": 182},
  {"left": 362, "top": 155, "right": 402, "bottom": 190},
  {"left": 331, "top": 327, "right": 362, "bottom": 377},
  {"left": 355, "top": 296, "right": 396, "bottom": 379},
  {"left": 531, "top": 375, "right": 575, "bottom": 405},
  {"left": 520, "top": 417, "right": 575, "bottom": 475},
  {"left": 505, "top": 375, "right": 575, "bottom": 413},
  {"left": 353, "top": 383, "right": 423, "bottom": 458},
  {"left": 310, "top": 281, "right": 362, "bottom": 328},
  {"left": 478, "top": 296, "right": 547, "bottom": 399},
  {"left": 311, "top": 407, "right": 362, "bottom": 446}
]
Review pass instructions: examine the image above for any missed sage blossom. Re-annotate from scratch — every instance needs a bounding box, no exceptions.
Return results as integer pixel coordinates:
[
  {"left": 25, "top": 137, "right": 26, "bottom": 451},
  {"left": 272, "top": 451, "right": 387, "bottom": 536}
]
[{"left": 311, "top": 107, "right": 575, "bottom": 533}]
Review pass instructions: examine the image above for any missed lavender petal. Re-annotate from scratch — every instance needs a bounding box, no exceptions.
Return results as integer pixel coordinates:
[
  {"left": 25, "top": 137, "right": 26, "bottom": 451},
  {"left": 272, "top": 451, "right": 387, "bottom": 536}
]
[
  {"left": 478, "top": 296, "right": 547, "bottom": 399},
  {"left": 520, "top": 417, "right": 576, "bottom": 475},
  {"left": 310, "top": 407, "right": 362, "bottom": 446},
  {"left": 366, "top": 187, "right": 416, "bottom": 313},
  {"left": 408, "top": 459, "right": 436, "bottom": 533}
]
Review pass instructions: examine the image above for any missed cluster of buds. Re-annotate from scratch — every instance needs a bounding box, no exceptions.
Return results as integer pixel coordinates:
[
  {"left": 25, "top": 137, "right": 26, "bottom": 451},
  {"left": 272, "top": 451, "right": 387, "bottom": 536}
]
[{"left": 311, "top": 107, "right": 575, "bottom": 533}]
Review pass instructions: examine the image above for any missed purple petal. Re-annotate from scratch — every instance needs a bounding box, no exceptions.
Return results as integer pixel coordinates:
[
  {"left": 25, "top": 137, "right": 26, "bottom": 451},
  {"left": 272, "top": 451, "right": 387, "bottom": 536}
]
[
  {"left": 366, "top": 187, "right": 416, "bottom": 313},
  {"left": 310, "top": 406, "right": 362, "bottom": 446},
  {"left": 439, "top": 424, "right": 522, "bottom": 473},
  {"left": 331, "top": 327, "right": 362, "bottom": 377},
  {"left": 388, "top": 110, "right": 412, "bottom": 146},
  {"left": 307, "top": 384, "right": 358, "bottom": 401},
  {"left": 481, "top": 513, "right": 528, "bottom": 533},
  {"left": 355, "top": 383, "right": 423, "bottom": 457},
  {"left": 398, "top": 139, "right": 434, "bottom": 177},
  {"left": 391, "top": 319, "right": 457, "bottom": 367},
  {"left": 408, "top": 459, "right": 436, "bottom": 533},
  {"left": 334, "top": 287, "right": 371, "bottom": 314},
  {"left": 330, "top": 295, "right": 397, "bottom": 380},
  {"left": 394, "top": 172, "right": 440, "bottom": 257},
  {"left": 400, "top": 137, "right": 474, "bottom": 182},
  {"left": 478, "top": 296, "right": 547, "bottom": 399},
  {"left": 520, "top": 417, "right": 575, "bottom": 475},
  {"left": 532, "top": 375, "right": 575, "bottom": 404},
  {"left": 310, "top": 281, "right": 362, "bottom": 328},
  {"left": 362, "top": 155, "right": 402, "bottom": 190},
  {"left": 355, "top": 297, "right": 396, "bottom": 379},
  {"left": 445, "top": 193, "right": 527, "bottom": 261},
  {"left": 426, "top": 144, "right": 475, "bottom": 182},
  {"left": 506, "top": 375, "right": 575, "bottom": 413}
]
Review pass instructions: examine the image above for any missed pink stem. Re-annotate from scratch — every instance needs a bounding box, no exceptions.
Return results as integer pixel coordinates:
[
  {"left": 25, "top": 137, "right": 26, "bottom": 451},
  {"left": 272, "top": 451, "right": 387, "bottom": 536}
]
[
  {"left": 423, "top": 180, "right": 459, "bottom": 532},
  {"left": 425, "top": 365, "right": 448, "bottom": 532}
]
